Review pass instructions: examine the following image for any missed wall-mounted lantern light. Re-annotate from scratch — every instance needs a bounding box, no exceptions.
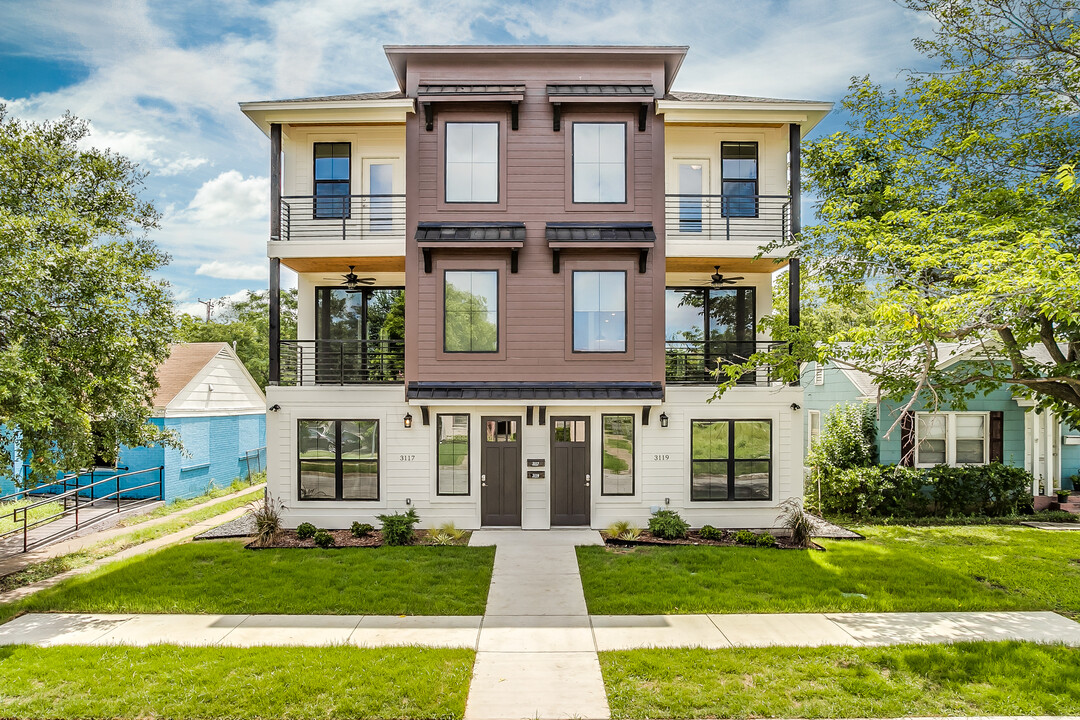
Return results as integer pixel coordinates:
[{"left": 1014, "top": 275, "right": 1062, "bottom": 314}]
[
  {"left": 404, "top": 413, "right": 413, "bottom": 429},
  {"left": 790, "top": 403, "right": 801, "bottom": 412},
  {"left": 659, "top": 412, "right": 669, "bottom": 428},
  {"left": 268, "top": 404, "right": 281, "bottom": 412}
]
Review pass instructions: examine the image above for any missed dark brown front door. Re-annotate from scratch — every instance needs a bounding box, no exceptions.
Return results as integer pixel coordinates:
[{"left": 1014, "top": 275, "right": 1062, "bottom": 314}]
[
  {"left": 551, "top": 417, "right": 590, "bottom": 526},
  {"left": 481, "top": 417, "right": 521, "bottom": 526}
]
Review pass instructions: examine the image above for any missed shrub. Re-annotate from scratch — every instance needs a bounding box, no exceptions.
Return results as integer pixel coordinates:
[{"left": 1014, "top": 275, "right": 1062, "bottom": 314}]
[
  {"left": 776, "top": 497, "right": 813, "bottom": 548},
  {"left": 313, "top": 530, "right": 334, "bottom": 548},
  {"left": 648, "top": 509, "right": 689, "bottom": 540},
  {"left": 429, "top": 531, "right": 454, "bottom": 545},
  {"left": 928, "top": 462, "right": 1033, "bottom": 516},
  {"left": 350, "top": 521, "right": 374, "bottom": 539},
  {"left": 756, "top": 532, "right": 776, "bottom": 548},
  {"left": 698, "top": 524, "right": 724, "bottom": 541},
  {"left": 622, "top": 525, "right": 642, "bottom": 540},
  {"left": 733, "top": 529, "right": 757, "bottom": 545},
  {"left": 607, "top": 520, "right": 632, "bottom": 537},
  {"left": 377, "top": 508, "right": 420, "bottom": 546},
  {"left": 249, "top": 494, "right": 283, "bottom": 547},
  {"left": 296, "top": 522, "right": 316, "bottom": 540},
  {"left": 436, "top": 522, "right": 467, "bottom": 541}
]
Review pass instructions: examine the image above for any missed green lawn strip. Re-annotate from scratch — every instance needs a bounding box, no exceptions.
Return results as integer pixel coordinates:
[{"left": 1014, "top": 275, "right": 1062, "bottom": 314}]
[
  {"left": 6, "top": 541, "right": 495, "bottom": 618},
  {"left": 0, "top": 644, "right": 473, "bottom": 720},
  {"left": 0, "top": 499, "right": 63, "bottom": 535},
  {"left": 578, "top": 525, "right": 1080, "bottom": 615},
  {"left": 0, "top": 491, "right": 260, "bottom": 598},
  {"left": 117, "top": 475, "right": 262, "bottom": 527},
  {"left": 599, "top": 642, "right": 1080, "bottom": 719}
]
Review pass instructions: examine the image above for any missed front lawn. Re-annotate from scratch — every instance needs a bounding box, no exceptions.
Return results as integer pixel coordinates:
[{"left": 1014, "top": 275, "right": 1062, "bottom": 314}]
[
  {"left": 0, "top": 498, "right": 63, "bottom": 535},
  {"left": 0, "top": 645, "right": 473, "bottom": 719},
  {"left": 3, "top": 541, "right": 495, "bottom": 620},
  {"left": 600, "top": 642, "right": 1080, "bottom": 719},
  {"left": 578, "top": 525, "right": 1080, "bottom": 615}
]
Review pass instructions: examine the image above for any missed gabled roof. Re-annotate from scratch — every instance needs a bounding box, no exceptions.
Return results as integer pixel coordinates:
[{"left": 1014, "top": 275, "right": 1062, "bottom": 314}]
[
  {"left": 256, "top": 90, "right": 404, "bottom": 103},
  {"left": 154, "top": 343, "right": 231, "bottom": 409},
  {"left": 153, "top": 342, "right": 265, "bottom": 415},
  {"left": 666, "top": 90, "right": 827, "bottom": 104}
]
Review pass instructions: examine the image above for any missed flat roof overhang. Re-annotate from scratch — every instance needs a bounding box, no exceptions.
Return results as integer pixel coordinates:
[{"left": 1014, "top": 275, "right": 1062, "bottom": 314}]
[{"left": 238, "top": 98, "right": 416, "bottom": 136}]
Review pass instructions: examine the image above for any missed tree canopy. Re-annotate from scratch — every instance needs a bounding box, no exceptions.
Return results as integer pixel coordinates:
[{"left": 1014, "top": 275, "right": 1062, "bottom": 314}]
[{"left": 0, "top": 107, "right": 175, "bottom": 484}]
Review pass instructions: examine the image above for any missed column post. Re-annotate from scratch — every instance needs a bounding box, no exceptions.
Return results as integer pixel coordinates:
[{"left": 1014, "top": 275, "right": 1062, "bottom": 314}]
[
  {"left": 788, "top": 122, "right": 802, "bottom": 330},
  {"left": 269, "top": 123, "right": 282, "bottom": 385}
]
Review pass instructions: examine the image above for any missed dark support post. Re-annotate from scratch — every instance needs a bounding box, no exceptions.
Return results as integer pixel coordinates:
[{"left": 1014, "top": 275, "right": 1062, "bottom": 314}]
[
  {"left": 269, "top": 123, "right": 282, "bottom": 385},
  {"left": 788, "top": 123, "right": 801, "bottom": 331}
]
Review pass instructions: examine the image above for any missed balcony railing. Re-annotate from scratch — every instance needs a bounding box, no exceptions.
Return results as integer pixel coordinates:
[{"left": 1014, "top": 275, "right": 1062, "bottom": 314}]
[
  {"left": 279, "top": 339, "right": 405, "bottom": 386},
  {"left": 664, "top": 194, "right": 790, "bottom": 244},
  {"left": 279, "top": 195, "right": 406, "bottom": 242},
  {"left": 666, "top": 340, "right": 786, "bottom": 385}
]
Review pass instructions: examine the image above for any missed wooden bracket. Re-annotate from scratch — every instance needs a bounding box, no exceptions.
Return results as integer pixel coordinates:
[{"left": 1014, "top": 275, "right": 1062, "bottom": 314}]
[
  {"left": 422, "top": 248, "right": 432, "bottom": 273},
  {"left": 511, "top": 102, "right": 519, "bottom": 131},
  {"left": 638, "top": 104, "right": 648, "bottom": 132},
  {"left": 552, "top": 103, "right": 561, "bottom": 132},
  {"left": 423, "top": 103, "right": 434, "bottom": 131},
  {"left": 552, "top": 248, "right": 560, "bottom": 273},
  {"left": 642, "top": 406, "right": 651, "bottom": 426},
  {"left": 638, "top": 248, "right": 649, "bottom": 274},
  {"left": 510, "top": 247, "right": 519, "bottom": 274},
  {"left": 526, "top": 406, "right": 534, "bottom": 425},
  {"left": 421, "top": 407, "right": 430, "bottom": 426},
  {"left": 539, "top": 406, "right": 547, "bottom": 425}
]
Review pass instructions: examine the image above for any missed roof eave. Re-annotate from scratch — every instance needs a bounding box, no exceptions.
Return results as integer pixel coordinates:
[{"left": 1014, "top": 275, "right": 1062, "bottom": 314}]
[{"left": 239, "top": 98, "right": 416, "bottom": 136}]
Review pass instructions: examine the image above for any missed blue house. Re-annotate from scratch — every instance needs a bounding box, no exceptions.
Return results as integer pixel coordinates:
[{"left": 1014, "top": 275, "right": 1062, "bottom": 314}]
[
  {"left": 2, "top": 343, "right": 267, "bottom": 502},
  {"left": 803, "top": 347, "right": 1080, "bottom": 498}
]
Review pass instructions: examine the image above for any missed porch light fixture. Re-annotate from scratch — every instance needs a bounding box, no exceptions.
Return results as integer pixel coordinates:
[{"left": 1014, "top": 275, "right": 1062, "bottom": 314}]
[
  {"left": 790, "top": 403, "right": 801, "bottom": 412},
  {"left": 268, "top": 404, "right": 281, "bottom": 412},
  {"left": 404, "top": 413, "right": 413, "bottom": 429},
  {"left": 659, "top": 412, "right": 669, "bottom": 428}
]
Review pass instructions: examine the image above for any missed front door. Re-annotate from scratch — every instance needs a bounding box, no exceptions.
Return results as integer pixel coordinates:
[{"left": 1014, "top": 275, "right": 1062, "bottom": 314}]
[
  {"left": 480, "top": 417, "right": 521, "bottom": 526},
  {"left": 551, "top": 417, "right": 590, "bottom": 526}
]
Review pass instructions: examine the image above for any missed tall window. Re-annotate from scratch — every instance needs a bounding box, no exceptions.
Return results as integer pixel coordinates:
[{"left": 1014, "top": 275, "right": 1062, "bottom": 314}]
[
  {"left": 314, "top": 287, "right": 405, "bottom": 383},
  {"left": 298, "top": 419, "right": 379, "bottom": 501},
  {"left": 437, "top": 414, "right": 470, "bottom": 495},
  {"left": 677, "top": 161, "right": 704, "bottom": 232},
  {"left": 445, "top": 123, "right": 498, "bottom": 203},
  {"left": 916, "top": 412, "right": 988, "bottom": 466},
  {"left": 666, "top": 287, "right": 756, "bottom": 381},
  {"left": 602, "top": 414, "right": 634, "bottom": 495},
  {"left": 444, "top": 270, "right": 498, "bottom": 352},
  {"left": 573, "top": 123, "right": 626, "bottom": 203},
  {"left": 691, "top": 419, "right": 772, "bottom": 501},
  {"left": 314, "top": 142, "right": 350, "bottom": 218},
  {"left": 368, "top": 163, "right": 394, "bottom": 231},
  {"left": 573, "top": 271, "right": 626, "bottom": 352},
  {"left": 721, "top": 142, "right": 758, "bottom": 218}
]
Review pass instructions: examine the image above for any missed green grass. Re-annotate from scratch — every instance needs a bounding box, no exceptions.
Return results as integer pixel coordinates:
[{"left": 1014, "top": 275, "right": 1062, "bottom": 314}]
[
  {"left": 117, "top": 476, "right": 259, "bottom": 527},
  {"left": 0, "top": 498, "right": 63, "bottom": 535},
  {"left": 578, "top": 524, "right": 1080, "bottom": 615},
  {"left": 600, "top": 642, "right": 1080, "bottom": 719},
  {"left": 0, "top": 490, "right": 261, "bottom": 598},
  {"left": 0, "top": 645, "right": 473, "bottom": 719},
  {"left": 3, "top": 540, "right": 495, "bottom": 621}
]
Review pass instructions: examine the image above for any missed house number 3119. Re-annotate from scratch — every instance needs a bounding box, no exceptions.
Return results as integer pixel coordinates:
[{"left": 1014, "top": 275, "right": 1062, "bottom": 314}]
[{"left": 653, "top": 454, "right": 670, "bottom": 461}]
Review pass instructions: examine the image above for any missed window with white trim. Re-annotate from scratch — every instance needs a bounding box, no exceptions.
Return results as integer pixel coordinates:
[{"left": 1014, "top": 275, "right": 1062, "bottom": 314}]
[
  {"left": 915, "top": 412, "right": 988, "bottom": 466},
  {"left": 808, "top": 410, "right": 821, "bottom": 451}
]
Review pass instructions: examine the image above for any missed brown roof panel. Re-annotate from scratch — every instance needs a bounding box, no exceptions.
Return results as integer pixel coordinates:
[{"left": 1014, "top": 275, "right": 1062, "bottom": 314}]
[
  {"left": 153, "top": 342, "right": 229, "bottom": 409},
  {"left": 415, "top": 223, "right": 527, "bottom": 242},
  {"left": 418, "top": 83, "right": 526, "bottom": 96},
  {"left": 545, "top": 223, "right": 656, "bottom": 243},
  {"left": 407, "top": 381, "right": 663, "bottom": 401},
  {"left": 547, "top": 84, "right": 655, "bottom": 97}
]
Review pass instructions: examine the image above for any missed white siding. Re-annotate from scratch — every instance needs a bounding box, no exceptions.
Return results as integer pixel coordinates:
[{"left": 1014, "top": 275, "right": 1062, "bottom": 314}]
[{"left": 167, "top": 350, "right": 265, "bottom": 416}]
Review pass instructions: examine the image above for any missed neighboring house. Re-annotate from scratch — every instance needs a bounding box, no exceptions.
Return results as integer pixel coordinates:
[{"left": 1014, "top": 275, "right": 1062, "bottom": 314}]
[
  {"left": 241, "top": 45, "right": 832, "bottom": 529},
  {"left": 803, "top": 353, "right": 1080, "bottom": 495},
  {"left": 1, "top": 343, "right": 267, "bottom": 501}
]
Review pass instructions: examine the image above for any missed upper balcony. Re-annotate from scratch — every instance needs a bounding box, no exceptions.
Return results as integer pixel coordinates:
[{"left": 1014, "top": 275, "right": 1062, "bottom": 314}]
[
  {"left": 664, "top": 193, "right": 791, "bottom": 260},
  {"left": 270, "top": 194, "right": 407, "bottom": 267}
]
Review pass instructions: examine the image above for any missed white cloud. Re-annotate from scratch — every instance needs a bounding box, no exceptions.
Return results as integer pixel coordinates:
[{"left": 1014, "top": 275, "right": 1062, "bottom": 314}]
[
  {"left": 196, "top": 259, "right": 266, "bottom": 281},
  {"left": 187, "top": 170, "right": 266, "bottom": 225},
  {"left": 175, "top": 288, "right": 255, "bottom": 319}
]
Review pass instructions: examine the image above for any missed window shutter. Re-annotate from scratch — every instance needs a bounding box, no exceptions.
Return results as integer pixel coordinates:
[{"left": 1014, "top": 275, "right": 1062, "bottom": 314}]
[
  {"left": 989, "top": 410, "right": 1004, "bottom": 463},
  {"left": 900, "top": 411, "right": 915, "bottom": 467}
]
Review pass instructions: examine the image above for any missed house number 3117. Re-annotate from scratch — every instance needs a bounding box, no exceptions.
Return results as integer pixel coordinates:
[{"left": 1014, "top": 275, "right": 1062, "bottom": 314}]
[{"left": 399, "top": 454, "right": 416, "bottom": 462}]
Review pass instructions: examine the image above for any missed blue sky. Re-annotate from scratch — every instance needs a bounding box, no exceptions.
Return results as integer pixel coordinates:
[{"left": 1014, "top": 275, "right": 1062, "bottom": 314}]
[{"left": 0, "top": 0, "right": 933, "bottom": 316}]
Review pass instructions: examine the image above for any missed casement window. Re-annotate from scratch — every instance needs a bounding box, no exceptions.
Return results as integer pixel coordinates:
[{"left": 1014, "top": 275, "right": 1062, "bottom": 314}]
[
  {"left": 437, "top": 414, "right": 470, "bottom": 496},
  {"left": 691, "top": 419, "right": 772, "bottom": 501},
  {"left": 573, "top": 271, "right": 626, "bottom": 352},
  {"left": 808, "top": 410, "right": 822, "bottom": 451},
  {"left": 572, "top": 123, "right": 626, "bottom": 203},
  {"left": 298, "top": 419, "right": 379, "bottom": 501},
  {"left": 313, "top": 142, "right": 350, "bottom": 219},
  {"left": 444, "top": 270, "right": 499, "bottom": 352},
  {"left": 721, "top": 142, "right": 758, "bottom": 218},
  {"left": 601, "top": 414, "right": 635, "bottom": 495},
  {"left": 445, "top": 122, "right": 499, "bottom": 203},
  {"left": 915, "top": 412, "right": 989, "bottom": 466}
]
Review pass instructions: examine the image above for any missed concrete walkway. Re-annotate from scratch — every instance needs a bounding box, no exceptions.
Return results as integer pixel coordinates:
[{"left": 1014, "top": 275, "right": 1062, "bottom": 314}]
[{"left": 0, "top": 497, "right": 163, "bottom": 557}]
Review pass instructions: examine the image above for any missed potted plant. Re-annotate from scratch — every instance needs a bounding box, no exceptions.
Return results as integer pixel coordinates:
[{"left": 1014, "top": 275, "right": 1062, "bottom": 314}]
[{"left": 1056, "top": 487, "right": 1072, "bottom": 503}]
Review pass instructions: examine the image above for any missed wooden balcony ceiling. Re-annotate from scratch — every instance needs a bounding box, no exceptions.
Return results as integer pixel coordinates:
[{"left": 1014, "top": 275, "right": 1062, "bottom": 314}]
[
  {"left": 280, "top": 256, "right": 406, "bottom": 273},
  {"left": 665, "top": 257, "right": 789, "bottom": 273}
]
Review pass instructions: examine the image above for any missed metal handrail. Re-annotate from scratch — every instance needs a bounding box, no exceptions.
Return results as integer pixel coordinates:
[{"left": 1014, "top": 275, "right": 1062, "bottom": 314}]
[
  {"left": 279, "top": 339, "right": 405, "bottom": 386},
  {"left": 1, "top": 466, "right": 164, "bottom": 552},
  {"left": 279, "top": 194, "right": 406, "bottom": 242},
  {"left": 664, "top": 194, "right": 790, "bottom": 243},
  {"left": 665, "top": 339, "right": 786, "bottom": 385},
  {"left": 0, "top": 470, "right": 83, "bottom": 505}
]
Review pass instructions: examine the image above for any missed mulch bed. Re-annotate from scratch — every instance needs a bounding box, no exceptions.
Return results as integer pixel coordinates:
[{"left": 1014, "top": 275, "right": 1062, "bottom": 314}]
[
  {"left": 602, "top": 529, "right": 822, "bottom": 551},
  {"left": 248, "top": 529, "right": 471, "bottom": 549}
]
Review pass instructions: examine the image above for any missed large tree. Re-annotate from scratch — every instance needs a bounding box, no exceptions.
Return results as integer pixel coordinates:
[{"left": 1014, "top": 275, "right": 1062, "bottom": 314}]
[
  {"left": 0, "top": 107, "right": 176, "bottom": 484},
  {"left": 717, "top": 1, "right": 1080, "bottom": 429}
]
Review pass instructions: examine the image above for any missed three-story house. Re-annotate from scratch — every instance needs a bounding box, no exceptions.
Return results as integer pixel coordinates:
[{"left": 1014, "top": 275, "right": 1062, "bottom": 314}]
[{"left": 240, "top": 45, "right": 831, "bottom": 530}]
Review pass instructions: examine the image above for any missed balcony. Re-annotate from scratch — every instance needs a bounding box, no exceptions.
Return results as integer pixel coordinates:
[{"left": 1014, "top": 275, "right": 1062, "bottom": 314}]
[
  {"left": 665, "top": 340, "right": 785, "bottom": 385},
  {"left": 279, "top": 339, "right": 404, "bottom": 386},
  {"left": 664, "top": 194, "right": 790, "bottom": 251},
  {"left": 278, "top": 195, "right": 406, "bottom": 243}
]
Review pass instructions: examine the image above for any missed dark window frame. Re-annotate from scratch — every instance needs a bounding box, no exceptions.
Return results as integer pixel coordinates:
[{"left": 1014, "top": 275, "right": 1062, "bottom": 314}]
[
  {"left": 571, "top": 121, "right": 628, "bottom": 205},
  {"left": 600, "top": 413, "right": 635, "bottom": 496},
  {"left": 313, "top": 142, "right": 351, "bottom": 219},
  {"left": 436, "top": 413, "right": 471, "bottom": 496},
  {"left": 444, "top": 121, "right": 501, "bottom": 204},
  {"left": 665, "top": 286, "right": 757, "bottom": 341},
  {"left": 571, "top": 269, "right": 628, "bottom": 354},
  {"left": 690, "top": 418, "right": 772, "bottom": 502},
  {"left": 443, "top": 269, "right": 500, "bottom": 354},
  {"left": 720, "top": 141, "right": 758, "bottom": 219},
  {"left": 297, "top": 418, "right": 380, "bottom": 502},
  {"left": 314, "top": 285, "right": 406, "bottom": 340}
]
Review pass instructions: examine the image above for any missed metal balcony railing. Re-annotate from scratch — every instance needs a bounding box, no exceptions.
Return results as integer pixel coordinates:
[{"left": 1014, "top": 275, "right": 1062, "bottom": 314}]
[
  {"left": 279, "top": 339, "right": 405, "bottom": 386},
  {"left": 664, "top": 194, "right": 790, "bottom": 244},
  {"left": 665, "top": 340, "right": 786, "bottom": 385},
  {"left": 279, "top": 195, "right": 406, "bottom": 242}
]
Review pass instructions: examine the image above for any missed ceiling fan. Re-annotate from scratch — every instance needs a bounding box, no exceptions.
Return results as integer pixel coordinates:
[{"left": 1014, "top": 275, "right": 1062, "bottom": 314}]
[
  {"left": 341, "top": 266, "right": 376, "bottom": 293},
  {"left": 710, "top": 266, "right": 743, "bottom": 286}
]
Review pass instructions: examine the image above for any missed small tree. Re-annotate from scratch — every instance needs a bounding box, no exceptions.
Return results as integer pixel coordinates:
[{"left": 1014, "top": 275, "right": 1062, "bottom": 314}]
[{"left": 807, "top": 402, "right": 881, "bottom": 516}]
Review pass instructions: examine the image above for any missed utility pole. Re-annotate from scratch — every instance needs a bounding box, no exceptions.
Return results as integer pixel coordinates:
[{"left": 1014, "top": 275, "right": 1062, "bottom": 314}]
[{"left": 197, "top": 298, "right": 217, "bottom": 322}]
